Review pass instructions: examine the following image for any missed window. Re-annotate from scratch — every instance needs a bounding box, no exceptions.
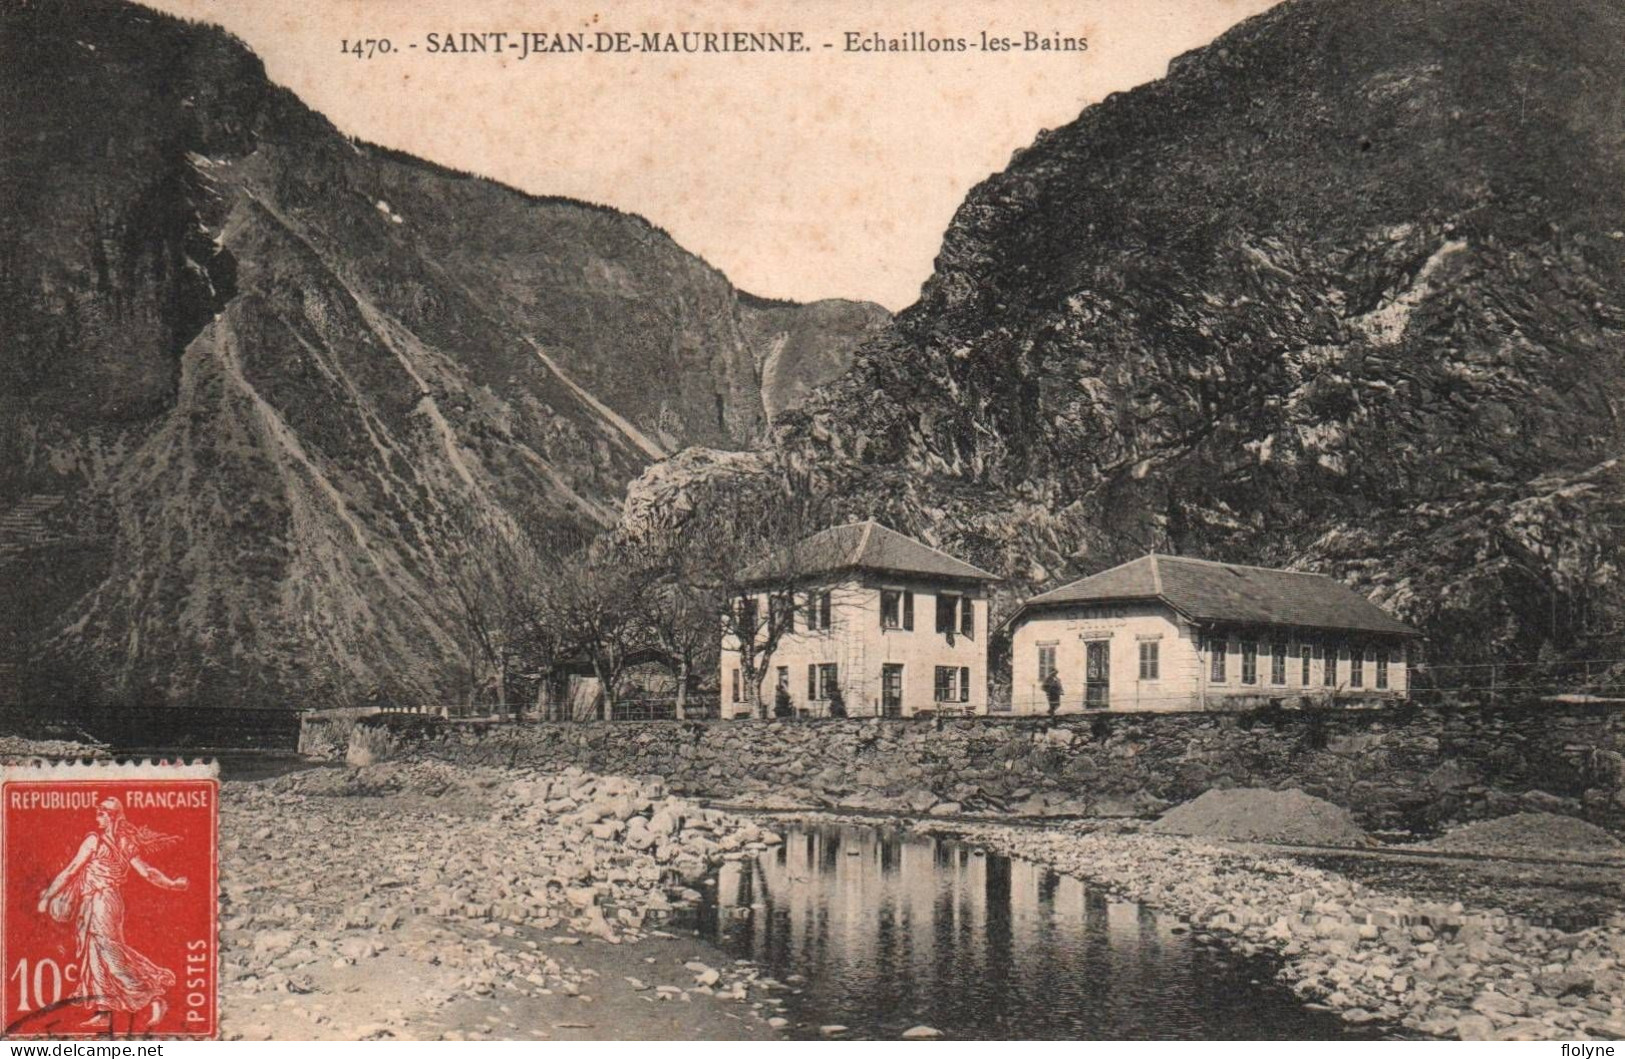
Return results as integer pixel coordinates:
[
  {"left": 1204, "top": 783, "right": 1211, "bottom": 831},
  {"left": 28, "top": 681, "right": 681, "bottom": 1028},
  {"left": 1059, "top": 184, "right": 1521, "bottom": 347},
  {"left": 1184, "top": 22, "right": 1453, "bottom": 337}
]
[
  {"left": 961, "top": 596, "right": 975, "bottom": 637},
  {"left": 808, "top": 663, "right": 839, "bottom": 700},
  {"left": 880, "top": 589, "right": 914, "bottom": 630},
  {"left": 1241, "top": 642, "right": 1258, "bottom": 685},
  {"left": 1351, "top": 648, "right": 1365, "bottom": 688},
  {"left": 1376, "top": 651, "right": 1390, "bottom": 690},
  {"left": 936, "top": 594, "right": 957, "bottom": 635},
  {"left": 1138, "top": 641, "right": 1160, "bottom": 681},
  {"left": 769, "top": 592, "right": 794, "bottom": 634},
  {"left": 736, "top": 596, "right": 757, "bottom": 632},
  {"left": 1038, "top": 644, "right": 1057, "bottom": 683},
  {"left": 1301, "top": 645, "right": 1313, "bottom": 686},
  {"left": 731, "top": 668, "right": 741, "bottom": 703},
  {"left": 1323, "top": 647, "right": 1338, "bottom": 687},
  {"left": 960, "top": 666, "right": 972, "bottom": 703},
  {"left": 1209, "top": 637, "right": 1227, "bottom": 682},
  {"left": 934, "top": 666, "right": 960, "bottom": 702},
  {"left": 1270, "top": 643, "right": 1287, "bottom": 686},
  {"left": 803, "top": 589, "right": 832, "bottom": 631},
  {"left": 777, "top": 666, "right": 789, "bottom": 691}
]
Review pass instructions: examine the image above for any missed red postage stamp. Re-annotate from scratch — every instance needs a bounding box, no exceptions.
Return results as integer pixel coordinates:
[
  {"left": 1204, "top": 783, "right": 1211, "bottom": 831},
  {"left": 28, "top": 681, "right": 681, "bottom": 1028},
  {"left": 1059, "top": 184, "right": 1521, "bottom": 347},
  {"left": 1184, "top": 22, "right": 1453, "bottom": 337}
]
[{"left": 2, "top": 761, "right": 218, "bottom": 1039}]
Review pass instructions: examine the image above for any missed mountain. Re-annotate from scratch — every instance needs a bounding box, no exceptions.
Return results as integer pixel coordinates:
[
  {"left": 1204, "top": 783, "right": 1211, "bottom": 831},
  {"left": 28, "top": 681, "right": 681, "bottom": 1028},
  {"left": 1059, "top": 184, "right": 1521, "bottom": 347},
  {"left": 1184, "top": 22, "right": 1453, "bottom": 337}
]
[
  {"left": 634, "top": 0, "right": 1625, "bottom": 675},
  {"left": 0, "top": 0, "right": 886, "bottom": 709}
]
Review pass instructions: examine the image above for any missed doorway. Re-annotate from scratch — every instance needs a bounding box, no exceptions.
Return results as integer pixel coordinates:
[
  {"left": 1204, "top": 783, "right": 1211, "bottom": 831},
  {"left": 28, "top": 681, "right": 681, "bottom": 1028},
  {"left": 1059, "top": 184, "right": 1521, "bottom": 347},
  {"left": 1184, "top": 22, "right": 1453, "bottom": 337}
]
[
  {"left": 882, "top": 664, "right": 904, "bottom": 717},
  {"left": 1085, "top": 641, "right": 1110, "bottom": 709}
]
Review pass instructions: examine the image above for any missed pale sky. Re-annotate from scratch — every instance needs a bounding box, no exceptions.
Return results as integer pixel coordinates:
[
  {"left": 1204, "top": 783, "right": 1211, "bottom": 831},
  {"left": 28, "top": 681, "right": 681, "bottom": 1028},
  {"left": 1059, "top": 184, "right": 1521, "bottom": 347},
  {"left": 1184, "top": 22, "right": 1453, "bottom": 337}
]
[{"left": 144, "top": 0, "right": 1278, "bottom": 309}]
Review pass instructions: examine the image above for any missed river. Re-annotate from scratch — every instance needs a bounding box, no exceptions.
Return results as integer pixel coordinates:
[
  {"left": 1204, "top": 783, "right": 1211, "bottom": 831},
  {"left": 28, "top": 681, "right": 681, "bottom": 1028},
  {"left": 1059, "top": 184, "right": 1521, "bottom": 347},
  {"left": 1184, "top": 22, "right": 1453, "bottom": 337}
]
[{"left": 697, "top": 821, "right": 1381, "bottom": 1040}]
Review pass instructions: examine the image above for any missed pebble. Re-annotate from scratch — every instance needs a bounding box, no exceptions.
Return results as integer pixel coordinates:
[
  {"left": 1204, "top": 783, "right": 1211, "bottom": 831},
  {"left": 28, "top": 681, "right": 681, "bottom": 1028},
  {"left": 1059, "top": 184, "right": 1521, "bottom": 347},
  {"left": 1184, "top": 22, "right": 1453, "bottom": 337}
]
[
  {"left": 218, "top": 762, "right": 782, "bottom": 1040},
  {"left": 922, "top": 821, "right": 1625, "bottom": 1041}
]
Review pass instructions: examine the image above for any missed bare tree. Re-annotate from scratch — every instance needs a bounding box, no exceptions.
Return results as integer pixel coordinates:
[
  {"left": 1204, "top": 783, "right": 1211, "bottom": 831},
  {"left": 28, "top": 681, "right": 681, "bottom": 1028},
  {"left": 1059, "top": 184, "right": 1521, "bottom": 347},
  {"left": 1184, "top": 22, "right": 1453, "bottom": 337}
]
[
  {"left": 442, "top": 508, "right": 590, "bottom": 719},
  {"left": 629, "top": 481, "right": 839, "bottom": 719},
  {"left": 546, "top": 549, "right": 647, "bottom": 719},
  {"left": 722, "top": 583, "right": 795, "bottom": 720},
  {"left": 444, "top": 518, "right": 524, "bottom": 715},
  {"left": 619, "top": 535, "right": 715, "bottom": 719}
]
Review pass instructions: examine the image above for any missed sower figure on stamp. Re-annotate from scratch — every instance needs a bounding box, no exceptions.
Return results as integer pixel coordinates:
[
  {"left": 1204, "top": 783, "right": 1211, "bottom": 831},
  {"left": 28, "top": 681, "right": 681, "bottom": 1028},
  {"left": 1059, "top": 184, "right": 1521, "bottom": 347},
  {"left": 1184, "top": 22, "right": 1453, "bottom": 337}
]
[{"left": 36, "top": 798, "right": 189, "bottom": 1030}]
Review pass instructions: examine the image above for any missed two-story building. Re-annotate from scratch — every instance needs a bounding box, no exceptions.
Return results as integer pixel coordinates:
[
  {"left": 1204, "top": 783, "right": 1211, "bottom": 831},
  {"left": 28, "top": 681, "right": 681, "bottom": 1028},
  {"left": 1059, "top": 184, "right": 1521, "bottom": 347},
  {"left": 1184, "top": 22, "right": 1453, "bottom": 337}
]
[
  {"left": 1005, "top": 554, "right": 1421, "bottom": 713},
  {"left": 721, "top": 521, "right": 999, "bottom": 718}
]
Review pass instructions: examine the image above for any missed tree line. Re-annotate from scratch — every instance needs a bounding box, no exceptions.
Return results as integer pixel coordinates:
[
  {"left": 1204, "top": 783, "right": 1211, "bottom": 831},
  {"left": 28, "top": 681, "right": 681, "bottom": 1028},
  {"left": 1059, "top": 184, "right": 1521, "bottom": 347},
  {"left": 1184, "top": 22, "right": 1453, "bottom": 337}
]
[{"left": 441, "top": 479, "right": 840, "bottom": 720}]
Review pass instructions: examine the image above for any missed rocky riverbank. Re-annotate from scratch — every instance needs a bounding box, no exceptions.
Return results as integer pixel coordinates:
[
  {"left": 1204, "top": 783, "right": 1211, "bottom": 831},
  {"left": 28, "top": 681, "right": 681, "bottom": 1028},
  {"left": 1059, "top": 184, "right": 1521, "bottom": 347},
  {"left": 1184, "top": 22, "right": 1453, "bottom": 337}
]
[
  {"left": 219, "top": 762, "right": 791, "bottom": 1040},
  {"left": 0, "top": 735, "right": 108, "bottom": 760},
  {"left": 911, "top": 819, "right": 1625, "bottom": 1041},
  {"left": 201, "top": 753, "right": 1625, "bottom": 1040}
]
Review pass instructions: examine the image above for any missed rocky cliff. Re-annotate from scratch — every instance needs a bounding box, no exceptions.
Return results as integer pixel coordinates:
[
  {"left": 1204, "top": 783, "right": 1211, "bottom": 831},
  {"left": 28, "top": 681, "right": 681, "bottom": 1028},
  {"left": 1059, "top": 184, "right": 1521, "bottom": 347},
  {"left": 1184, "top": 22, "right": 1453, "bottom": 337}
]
[
  {"left": 639, "top": 0, "right": 1625, "bottom": 672},
  {"left": 0, "top": 0, "right": 884, "bottom": 708}
]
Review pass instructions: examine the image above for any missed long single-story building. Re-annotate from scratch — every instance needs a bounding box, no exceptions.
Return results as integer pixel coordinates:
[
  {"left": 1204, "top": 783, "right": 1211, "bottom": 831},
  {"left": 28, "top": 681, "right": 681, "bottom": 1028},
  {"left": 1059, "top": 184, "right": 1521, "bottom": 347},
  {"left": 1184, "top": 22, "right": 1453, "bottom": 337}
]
[{"left": 1004, "top": 554, "right": 1421, "bottom": 713}]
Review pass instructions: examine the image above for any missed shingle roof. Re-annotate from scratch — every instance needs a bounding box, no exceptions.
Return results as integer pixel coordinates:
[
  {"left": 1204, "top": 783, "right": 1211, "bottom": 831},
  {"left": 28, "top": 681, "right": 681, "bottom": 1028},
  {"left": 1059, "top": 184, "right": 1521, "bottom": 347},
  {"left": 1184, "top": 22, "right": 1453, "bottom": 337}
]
[
  {"left": 1018, "top": 554, "right": 1419, "bottom": 637},
  {"left": 738, "top": 521, "right": 998, "bottom": 585}
]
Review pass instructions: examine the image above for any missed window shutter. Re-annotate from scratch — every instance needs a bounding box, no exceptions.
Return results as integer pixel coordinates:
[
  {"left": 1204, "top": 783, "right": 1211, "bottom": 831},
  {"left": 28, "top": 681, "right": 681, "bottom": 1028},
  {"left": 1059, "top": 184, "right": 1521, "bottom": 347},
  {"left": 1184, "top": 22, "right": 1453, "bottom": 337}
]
[
  {"left": 961, "top": 597, "right": 974, "bottom": 636},
  {"left": 960, "top": 667, "right": 971, "bottom": 702},
  {"left": 808, "top": 664, "right": 817, "bottom": 699},
  {"left": 821, "top": 591, "right": 831, "bottom": 630},
  {"left": 903, "top": 591, "right": 914, "bottom": 630}
]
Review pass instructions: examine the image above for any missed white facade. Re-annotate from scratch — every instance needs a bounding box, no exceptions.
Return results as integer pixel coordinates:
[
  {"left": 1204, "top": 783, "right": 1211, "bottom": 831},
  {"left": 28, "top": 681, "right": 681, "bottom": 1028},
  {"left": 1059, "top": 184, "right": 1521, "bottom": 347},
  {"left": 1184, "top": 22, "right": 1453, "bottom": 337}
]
[
  {"left": 1007, "top": 600, "right": 1411, "bottom": 714},
  {"left": 721, "top": 573, "right": 990, "bottom": 718}
]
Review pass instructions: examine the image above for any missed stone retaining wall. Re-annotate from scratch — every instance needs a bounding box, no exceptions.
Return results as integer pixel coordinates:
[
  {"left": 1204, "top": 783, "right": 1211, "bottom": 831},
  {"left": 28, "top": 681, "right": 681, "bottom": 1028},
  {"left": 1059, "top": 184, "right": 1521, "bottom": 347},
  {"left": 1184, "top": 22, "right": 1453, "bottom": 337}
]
[
  {"left": 297, "top": 709, "right": 368, "bottom": 759},
  {"left": 347, "top": 702, "right": 1625, "bottom": 834}
]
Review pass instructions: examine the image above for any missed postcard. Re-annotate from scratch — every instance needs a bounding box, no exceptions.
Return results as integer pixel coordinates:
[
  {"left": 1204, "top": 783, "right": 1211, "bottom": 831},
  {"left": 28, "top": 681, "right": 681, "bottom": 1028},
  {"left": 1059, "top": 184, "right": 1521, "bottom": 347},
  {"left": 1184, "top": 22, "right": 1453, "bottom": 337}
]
[{"left": 2, "top": 0, "right": 1622, "bottom": 1043}]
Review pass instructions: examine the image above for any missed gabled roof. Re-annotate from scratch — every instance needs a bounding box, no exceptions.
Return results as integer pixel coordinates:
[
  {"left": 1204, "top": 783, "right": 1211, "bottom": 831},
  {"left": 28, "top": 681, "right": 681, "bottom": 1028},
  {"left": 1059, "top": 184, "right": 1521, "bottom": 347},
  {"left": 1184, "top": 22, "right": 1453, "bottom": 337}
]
[
  {"left": 738, "top": 521, "right": 998, "bottom": 586},
  {"left": 1015, "top": 554, "right": 1419, "bottom": 637}
]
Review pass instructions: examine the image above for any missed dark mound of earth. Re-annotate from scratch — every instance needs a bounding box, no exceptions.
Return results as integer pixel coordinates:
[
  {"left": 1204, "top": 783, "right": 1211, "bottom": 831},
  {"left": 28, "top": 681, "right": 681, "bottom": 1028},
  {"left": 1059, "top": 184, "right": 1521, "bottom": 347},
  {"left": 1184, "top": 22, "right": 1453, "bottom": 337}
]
[
  {"left": 1425, "top": 812, "right": 1623, "bottom": 858},
  {"left": 1147, "top": 787, "right": 1370, "bottom": 847}
]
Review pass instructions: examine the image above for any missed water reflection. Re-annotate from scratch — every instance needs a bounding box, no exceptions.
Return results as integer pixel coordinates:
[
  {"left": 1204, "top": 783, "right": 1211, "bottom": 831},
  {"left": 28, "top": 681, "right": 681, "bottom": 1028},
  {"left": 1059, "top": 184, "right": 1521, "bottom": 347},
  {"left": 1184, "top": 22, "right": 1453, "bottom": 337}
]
[{"left": 703, "top": 823, "right": 1369, "bottom": 1040}]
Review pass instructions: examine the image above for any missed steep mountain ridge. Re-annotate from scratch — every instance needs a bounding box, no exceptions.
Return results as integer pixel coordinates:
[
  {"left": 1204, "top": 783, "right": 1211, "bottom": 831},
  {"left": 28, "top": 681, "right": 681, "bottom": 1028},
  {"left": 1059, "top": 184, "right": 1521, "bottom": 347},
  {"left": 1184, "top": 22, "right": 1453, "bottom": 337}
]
[
  {"left": 637, "top": 0, "right": 1625, "bottom": 671},
  {"left": 0, "top": 0, "right": 884, "bottom": 708}
]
